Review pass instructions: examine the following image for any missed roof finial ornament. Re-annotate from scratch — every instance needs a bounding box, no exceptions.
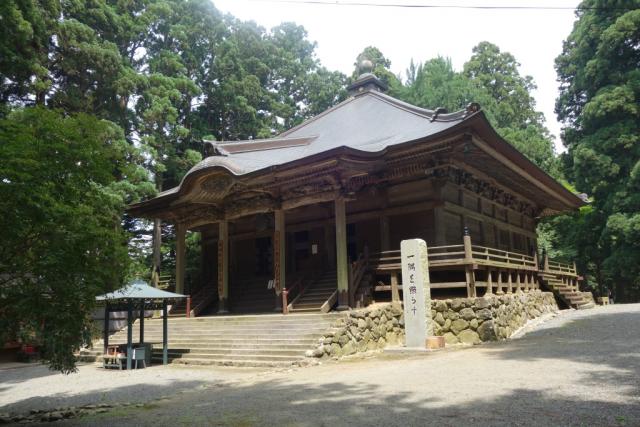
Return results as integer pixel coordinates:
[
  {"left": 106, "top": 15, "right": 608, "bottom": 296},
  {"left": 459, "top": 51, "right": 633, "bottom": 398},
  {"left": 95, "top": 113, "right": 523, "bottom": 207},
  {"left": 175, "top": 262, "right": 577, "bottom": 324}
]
[
  {"left": 358, "top": 59, "right": 374, "bottom": 76},
  {"left": 347, "top": 60, "right": 388, "bottom": 96}
]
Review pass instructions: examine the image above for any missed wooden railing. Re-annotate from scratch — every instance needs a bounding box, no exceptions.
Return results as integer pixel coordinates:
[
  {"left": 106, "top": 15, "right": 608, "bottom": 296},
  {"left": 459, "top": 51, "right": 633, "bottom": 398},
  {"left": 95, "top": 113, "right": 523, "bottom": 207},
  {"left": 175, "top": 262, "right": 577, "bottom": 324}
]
[
  {"left": 372, "top": 246, "right": 539, "bottom": 273},
  {"left": 546, "top": 259, "right": 577, "bottom": 276},
  {"left": 348, "top": 247, "right": 369, "bottom": 307},
  {"left": 369, "top": 229, "right": 580, "bottom": 298},
  {"left": 282, "top": 276, "right": 304, "bottom": 315},
  {"left": 471, "top": 245, "right": 538, "bottom": 270}
]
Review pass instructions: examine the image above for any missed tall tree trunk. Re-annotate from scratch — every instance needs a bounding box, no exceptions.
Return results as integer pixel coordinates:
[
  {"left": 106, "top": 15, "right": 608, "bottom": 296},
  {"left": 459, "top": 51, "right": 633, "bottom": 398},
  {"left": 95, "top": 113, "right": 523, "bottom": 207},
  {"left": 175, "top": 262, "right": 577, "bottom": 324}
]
[
  {"left": 595, "top": 260, "right": 604, "bottom": 298},
  {"left": 151, "top": 177, "right": 163, "bottom": 287}
]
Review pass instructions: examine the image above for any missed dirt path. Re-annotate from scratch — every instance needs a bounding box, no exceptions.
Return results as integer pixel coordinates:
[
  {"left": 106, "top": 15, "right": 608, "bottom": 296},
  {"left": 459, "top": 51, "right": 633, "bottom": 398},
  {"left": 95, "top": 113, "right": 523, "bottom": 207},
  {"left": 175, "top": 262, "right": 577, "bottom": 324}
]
[{"left": 4, "top": 304, "right": 640, "bottom": 426}]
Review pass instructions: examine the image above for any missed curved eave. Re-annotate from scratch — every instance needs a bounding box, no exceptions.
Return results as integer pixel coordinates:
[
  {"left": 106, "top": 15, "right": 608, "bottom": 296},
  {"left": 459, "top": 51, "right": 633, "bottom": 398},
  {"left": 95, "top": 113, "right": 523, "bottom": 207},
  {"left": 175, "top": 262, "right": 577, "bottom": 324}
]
[
  {"left": 465, "top": 112, "right": 585, "bottom": 210},
  {"left": 127, "top": 110, "right": 584, "bottom": 218}
]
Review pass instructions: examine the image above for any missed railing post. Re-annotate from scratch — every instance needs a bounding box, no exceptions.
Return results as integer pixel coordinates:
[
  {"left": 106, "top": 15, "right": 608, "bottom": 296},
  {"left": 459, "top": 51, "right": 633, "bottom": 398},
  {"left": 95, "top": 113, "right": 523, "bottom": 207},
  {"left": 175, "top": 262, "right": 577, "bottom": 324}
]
[
  {"left": 463, "top": 228, "right": 476, "bottom": 298},
  {"left": 543, "top": 251, "right": 550, "bottom": 273},
  {"left": 282, "top": 289, "right": 289, "bottom": 315},
  {"left": 185, "top": 296, "right": 191, "bottom": 318},
  {"left": 485, "top": 268, "right": 493, "bottom": 297},
  {"left": 390, "top": 272, "right": 400, "bottom": 303},
  {"left": 533, "top": 251, "right": 539, "bottom": 270}
]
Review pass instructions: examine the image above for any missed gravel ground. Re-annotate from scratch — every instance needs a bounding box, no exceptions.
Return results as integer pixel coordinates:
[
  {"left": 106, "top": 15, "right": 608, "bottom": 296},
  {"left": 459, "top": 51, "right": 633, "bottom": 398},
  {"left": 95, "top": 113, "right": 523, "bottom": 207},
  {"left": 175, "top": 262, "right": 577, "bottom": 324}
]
[{"left": 2, "top": 303, "right": 639, "bottom": 426}]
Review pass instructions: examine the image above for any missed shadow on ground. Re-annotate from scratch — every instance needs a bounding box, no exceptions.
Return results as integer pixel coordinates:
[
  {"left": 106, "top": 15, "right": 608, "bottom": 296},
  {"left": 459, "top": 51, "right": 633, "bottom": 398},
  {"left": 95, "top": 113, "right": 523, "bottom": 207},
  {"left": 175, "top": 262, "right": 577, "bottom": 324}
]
[{"left": 6, "top": 305, "right": 640, "bottom": 427}]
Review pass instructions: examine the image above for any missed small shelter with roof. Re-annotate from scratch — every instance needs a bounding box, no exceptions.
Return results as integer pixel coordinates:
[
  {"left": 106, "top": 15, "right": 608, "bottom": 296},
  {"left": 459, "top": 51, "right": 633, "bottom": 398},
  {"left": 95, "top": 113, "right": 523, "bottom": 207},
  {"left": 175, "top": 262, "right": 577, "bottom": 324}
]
[
  {"left": 127, "top": 69, "right": 589, "bottom": 316},
  {"left": 96, "top": 280, "right": 185, "bottom": 368}
]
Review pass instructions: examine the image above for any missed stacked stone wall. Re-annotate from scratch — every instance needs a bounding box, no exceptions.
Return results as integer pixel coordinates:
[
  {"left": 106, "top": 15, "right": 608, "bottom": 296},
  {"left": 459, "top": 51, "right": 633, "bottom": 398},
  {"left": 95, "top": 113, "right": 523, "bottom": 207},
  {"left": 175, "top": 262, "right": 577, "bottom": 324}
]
[{"left": 311, "top": 290, "right": 558, "bottom": 358}]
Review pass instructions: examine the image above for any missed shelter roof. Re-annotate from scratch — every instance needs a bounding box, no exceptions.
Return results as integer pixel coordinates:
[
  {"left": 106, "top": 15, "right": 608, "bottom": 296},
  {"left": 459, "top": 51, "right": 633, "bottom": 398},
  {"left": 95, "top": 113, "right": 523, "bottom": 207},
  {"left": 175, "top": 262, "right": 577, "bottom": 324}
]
[{"left": 96, "top": 280, "right": 185, "bottom": 302}]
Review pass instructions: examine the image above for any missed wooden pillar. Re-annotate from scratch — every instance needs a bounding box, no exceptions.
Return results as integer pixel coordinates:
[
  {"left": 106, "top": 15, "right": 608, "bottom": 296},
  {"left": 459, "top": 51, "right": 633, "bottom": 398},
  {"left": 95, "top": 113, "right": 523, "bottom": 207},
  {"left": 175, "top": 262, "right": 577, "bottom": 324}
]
[
  {"left": 217, "top": 220, "right": 229, "bottom": 313},
  {"left": 103, "top": 304, "right": 109, "bottom": 355},
  {"left": 485, "top": 268, "right": 493, "bottom": 296},
  {"left": 515, "top": 271, "right": 522, "bottom": 293},
  {"left": 274, "top": 210, "right": 286, "bottom": 311},
  {"left": 496, "top": 271, "right": 504, "bottom": 295},
  {"left": 463, "top": 228, "right": 476, "bottom": 298},
  {"left": 139, "top": 300, "right": 144, "bottom": 345},
  {"left": 507, "top": 271, "right": 513, "bottom": 294},
  {"left": 175, "top": 223, "right": 186, "bottom": 294},
  {"left": 335, "top": 197, "right": 349, "bottom": 310},
  {"left": 152, "top": 218, "right": 162, "bottom": 287},
  {"left": 380, "top": 215, "right": 390, "bottom": 251},
  {"left": 434, "top": 207, "right": 446, "bottom": 246},
  {"left": 523, "top": 273, "right": 529, "bottom": 292},
  {"left": 126, "top": 300, "right": 133, "bottom": 370},
  {"left": 324, "top": 223, "right": 336, "bottom": 270},
  {"left": 162, "top": 300, "right": 168, "bottom": 365}
]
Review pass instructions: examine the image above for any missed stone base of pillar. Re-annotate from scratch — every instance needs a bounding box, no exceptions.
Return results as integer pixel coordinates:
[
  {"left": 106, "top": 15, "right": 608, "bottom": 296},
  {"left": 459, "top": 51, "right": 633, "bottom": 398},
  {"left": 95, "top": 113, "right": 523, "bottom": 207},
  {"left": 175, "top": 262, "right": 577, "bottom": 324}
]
[{"left": 217, "top": 298, "right": 229, "bottom": 314}]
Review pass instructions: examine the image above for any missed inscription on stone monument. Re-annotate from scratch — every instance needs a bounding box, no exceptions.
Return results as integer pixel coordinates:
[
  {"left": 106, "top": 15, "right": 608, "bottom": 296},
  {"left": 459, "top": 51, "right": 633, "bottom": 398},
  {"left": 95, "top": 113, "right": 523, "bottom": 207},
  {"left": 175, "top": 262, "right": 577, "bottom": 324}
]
[{"left": 401, "top": 238, "right": 432, "bottom": 348}]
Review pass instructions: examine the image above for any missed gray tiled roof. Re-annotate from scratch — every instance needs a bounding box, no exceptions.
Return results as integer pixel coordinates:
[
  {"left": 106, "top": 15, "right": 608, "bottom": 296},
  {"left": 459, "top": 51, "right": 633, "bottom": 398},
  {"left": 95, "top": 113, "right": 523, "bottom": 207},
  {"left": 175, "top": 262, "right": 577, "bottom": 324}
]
[{"left": 188, "top": 90, "right": 472, "bottom": 178}]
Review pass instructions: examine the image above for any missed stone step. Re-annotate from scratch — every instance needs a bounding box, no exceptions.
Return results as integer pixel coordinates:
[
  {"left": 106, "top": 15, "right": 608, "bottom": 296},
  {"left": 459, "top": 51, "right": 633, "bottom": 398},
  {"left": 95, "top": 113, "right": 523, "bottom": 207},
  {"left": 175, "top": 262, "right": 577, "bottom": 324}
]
[
  {"left": 131, "top": 316, "right": 341, "bottom": 325},
  {"left": 108, "top": 339, "right": 319, "bottom": 347},
  {"left": 109, "top": 332, "right": 328, "bottom": 342},
  {"left": 152, "top": 347, "right": 306, "bottom": 357},
  {"left": 290, "top": 307, "right": 325, "bottom": 313},
  {"left": 161, "top": 351, "right": 306, "bottom": 362},
  {"left": 152, "top": 357, "right": 307, "bottom": 368}
]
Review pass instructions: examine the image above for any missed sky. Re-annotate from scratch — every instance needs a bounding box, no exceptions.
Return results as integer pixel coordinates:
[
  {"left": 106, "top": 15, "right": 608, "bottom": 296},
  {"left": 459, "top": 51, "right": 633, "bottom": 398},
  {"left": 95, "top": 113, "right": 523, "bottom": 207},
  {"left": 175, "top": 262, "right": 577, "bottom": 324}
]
[{"left": 212, "top": 0, "right": 582, "bottom": 152}]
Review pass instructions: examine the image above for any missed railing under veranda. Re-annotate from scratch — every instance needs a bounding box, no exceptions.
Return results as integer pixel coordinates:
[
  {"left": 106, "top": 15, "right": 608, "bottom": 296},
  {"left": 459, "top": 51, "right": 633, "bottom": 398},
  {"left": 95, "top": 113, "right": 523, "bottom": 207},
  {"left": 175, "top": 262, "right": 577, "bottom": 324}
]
[{"left": 370, "top": 230, "right": 579, "bottom": 299}]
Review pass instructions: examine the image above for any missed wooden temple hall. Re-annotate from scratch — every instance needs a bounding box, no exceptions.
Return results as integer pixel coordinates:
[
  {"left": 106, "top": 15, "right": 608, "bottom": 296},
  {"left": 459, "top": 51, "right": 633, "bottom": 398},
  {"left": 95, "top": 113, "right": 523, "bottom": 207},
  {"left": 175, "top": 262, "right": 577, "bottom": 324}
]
[{"left": 128, "top": 70, "right": 586, "bottom": 316}]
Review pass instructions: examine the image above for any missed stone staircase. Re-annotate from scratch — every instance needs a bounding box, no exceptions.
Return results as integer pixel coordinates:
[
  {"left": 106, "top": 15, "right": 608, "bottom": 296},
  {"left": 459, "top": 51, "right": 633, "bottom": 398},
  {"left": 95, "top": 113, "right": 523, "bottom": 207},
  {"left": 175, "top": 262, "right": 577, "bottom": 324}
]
[
  {"left": 99, "top": 313, "right": 343, "bottom": 367},
  {"left": 540, "top": 273, "right": 595, "bottom": 310},
  {"left": 289, "top": 270, "right": 337, "bottom": 313}
]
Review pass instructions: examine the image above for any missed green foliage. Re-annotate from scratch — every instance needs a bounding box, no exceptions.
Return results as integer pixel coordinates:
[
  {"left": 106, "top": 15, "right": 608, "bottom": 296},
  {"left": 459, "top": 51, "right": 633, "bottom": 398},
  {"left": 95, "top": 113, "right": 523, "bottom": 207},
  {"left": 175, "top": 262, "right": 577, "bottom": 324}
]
[
  {"left": 394, "top": 43, "right": 560, "bottom": 177},
  {"left": 0, "top": 108, "right": 146, "bottom": 372},
  {"left": 554, "top": 0, "right": 640, "bottom": 301}
]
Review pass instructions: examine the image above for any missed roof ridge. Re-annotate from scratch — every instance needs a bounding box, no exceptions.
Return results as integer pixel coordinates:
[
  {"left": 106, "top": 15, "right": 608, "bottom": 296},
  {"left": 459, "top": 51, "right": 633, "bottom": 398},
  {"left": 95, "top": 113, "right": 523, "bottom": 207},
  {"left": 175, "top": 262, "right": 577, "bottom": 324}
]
[{"left": 367, "top": 91, "right": 469, "bottom": 122}]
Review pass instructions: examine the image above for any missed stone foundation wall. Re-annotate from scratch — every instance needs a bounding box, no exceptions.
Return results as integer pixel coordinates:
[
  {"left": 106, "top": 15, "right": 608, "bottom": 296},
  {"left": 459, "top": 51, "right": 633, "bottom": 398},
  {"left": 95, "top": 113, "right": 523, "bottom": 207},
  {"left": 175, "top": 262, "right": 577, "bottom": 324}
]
[
  {"left": 311, "top": 290, "right": 558, "bottom": 359},
  {"left": 433, "top": 290, "right": 558, "bottom": 345},
  {"left": 310, "top": 303, "right": 404, "bottom": 358}
]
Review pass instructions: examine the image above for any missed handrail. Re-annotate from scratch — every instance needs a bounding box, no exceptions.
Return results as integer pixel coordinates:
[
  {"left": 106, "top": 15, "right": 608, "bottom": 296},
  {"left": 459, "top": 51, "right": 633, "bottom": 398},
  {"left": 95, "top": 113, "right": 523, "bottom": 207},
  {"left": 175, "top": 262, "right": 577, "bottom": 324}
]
[
  {"left": 282, "top": 276, "right": 304, "bottom": 315},
  {"left": 348, "top": 248, "right": 369, "bottom": 306},
  {"left": 371, "top": 244, "right": 539, "bottom": 272}
]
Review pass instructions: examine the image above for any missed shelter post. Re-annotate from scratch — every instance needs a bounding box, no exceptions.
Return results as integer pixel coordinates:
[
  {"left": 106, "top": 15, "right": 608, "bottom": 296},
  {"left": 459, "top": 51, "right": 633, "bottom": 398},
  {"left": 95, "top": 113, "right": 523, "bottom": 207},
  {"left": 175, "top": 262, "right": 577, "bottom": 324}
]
[
  {"left": 335, "top": 197, "right": 349, "bottom": 310},
  {"left": 218, "top": 220, "right": 229, "bottom": 313},
  {"left": 126, "top": 301, "right": 133, "bottom": 370},
  {"left": 163, "top": 300, "right": 168, "bottom": 365},
  {"left": 139, "top": 300, "right": 144, "bottom": 345}
]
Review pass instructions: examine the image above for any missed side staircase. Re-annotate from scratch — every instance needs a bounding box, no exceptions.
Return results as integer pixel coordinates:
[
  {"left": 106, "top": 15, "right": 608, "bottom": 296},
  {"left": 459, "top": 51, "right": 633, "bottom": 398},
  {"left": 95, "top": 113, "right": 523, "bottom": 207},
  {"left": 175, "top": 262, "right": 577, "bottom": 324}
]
[
  {"left": 289, "top": 270, "right": 337, "bottom": 313},
  {"left": 96, "top": 313, "right": 342, "bottom": 367},
  {"left": 539, "top": 273, "right": 595, "bottom": 310},
  {"left": 169, "top": 283, "right": 217, "bottom": 317}
]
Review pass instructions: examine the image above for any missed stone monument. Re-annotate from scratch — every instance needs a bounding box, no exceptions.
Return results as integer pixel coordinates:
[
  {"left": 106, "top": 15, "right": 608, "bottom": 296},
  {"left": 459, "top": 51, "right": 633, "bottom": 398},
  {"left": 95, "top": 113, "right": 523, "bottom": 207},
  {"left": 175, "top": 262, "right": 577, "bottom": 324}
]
[{"left": 400, "top": 238, "right": 433, "bottom": 348}]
